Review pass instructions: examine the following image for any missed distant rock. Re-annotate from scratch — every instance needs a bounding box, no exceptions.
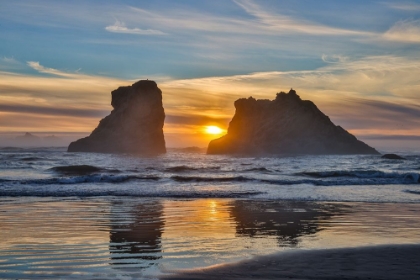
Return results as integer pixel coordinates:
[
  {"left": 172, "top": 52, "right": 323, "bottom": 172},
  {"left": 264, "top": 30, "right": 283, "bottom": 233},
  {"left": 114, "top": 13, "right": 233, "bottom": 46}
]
[
  {"left": 68, "top": 80, "right": 166, "bottom": 154},
  {"left": 16, "top": 132, "right": 39, "bottom": 141},
  {"left": 43, "top": 135, "right": 60, "bottom": 141},
  {"left": 15, "top": 132, "right": 42, "bottom": 146},
  {"left": 381, "top": 154, "right": 406, "bottom": 160},
  {"left": 43, "top": 135, "right": 66, "bottom": 146},
  {"left": 207, "top": 89, "right": 379, "bottom": 155}
]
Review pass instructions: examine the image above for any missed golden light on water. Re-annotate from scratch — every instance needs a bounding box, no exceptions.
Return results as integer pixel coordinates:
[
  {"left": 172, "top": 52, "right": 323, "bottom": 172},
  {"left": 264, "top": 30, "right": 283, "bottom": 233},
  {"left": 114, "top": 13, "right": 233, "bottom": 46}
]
[{"left": 205, "top": 126, "right": 224, "bottom": 135}]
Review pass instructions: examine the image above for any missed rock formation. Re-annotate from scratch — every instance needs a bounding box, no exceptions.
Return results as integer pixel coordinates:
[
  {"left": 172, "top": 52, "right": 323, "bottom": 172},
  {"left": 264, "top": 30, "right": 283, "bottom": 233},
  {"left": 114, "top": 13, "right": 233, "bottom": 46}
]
[
  {"left": 68, "top": 80, "right": 166, "bottom": 154},
  {"left": 207, "top": 89, "right": 379, "bottom": 155},
  {"left": 15, "top": 132, "right": 42, "bottom": 146},
  {"left": 381, "top": 154, "right": 406, "bottom": 160}
]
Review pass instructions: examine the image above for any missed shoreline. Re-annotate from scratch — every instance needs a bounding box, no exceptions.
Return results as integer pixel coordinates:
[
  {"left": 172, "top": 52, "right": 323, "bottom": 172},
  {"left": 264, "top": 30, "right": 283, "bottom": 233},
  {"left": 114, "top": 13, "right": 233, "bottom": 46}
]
[{"left": 161, "top": 244, "right": 420, "bottom": 280}]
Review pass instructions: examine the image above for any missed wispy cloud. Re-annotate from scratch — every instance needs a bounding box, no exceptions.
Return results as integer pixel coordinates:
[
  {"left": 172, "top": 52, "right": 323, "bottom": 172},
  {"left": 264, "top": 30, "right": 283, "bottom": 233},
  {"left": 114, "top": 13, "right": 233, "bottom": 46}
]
[
  {"left": 27, "top": 61, "right": 80, "bottom": 78},
  {"left": 0, "top": 104, "right": 108, "bottom": 118},
  {"left": 383, "top": 19, "right": 420, "bottom": 43},
  {"left": 105, "top": 20, "right": 165, "bottom": 35},
  {"left": 161, "top": 54, "right": 420, "bottom": 138},
  {"left": 321, "top": 54, "right": 349, "bottom": 64},
  {"left": 385, "top": 2, "right": 420, "bottom": 11},
  {"left": 2, "top": 56, "right": 18, "bottom": 64},
  {"left": 232, "top": 0, "right": 372, "bottom": 36}
]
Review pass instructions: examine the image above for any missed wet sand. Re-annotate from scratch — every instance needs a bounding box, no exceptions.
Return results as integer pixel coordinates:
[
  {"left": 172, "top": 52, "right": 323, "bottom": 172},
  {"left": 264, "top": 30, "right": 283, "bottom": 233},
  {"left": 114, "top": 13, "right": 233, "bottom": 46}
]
[
  {"left": 161, "top": 244, "right": 420, "bottom": 280},
  {"left": 1, "top": 198, "right": 420, "bottom": 279}
]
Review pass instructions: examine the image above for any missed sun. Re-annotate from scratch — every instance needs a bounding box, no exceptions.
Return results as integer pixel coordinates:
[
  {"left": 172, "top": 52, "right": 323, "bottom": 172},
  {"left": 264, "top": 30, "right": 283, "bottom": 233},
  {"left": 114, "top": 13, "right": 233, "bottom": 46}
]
[{"left": 205, "top": 126, "right": 224, "bottom": 135}]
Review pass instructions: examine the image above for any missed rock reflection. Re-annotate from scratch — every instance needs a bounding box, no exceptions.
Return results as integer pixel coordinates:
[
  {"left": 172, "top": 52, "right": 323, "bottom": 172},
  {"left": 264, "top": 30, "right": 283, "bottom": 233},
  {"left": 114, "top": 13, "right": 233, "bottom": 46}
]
[
  {"left": 109, "top": 200, "right": 164, "bottom": 269},
  {"left": 230, "top": 200, "right": 338, "bottom": 246}
]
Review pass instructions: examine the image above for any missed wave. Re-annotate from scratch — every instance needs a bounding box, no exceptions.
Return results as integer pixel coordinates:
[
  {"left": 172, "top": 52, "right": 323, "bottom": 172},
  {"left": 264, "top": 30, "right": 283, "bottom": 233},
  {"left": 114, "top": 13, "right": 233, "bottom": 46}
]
[
  {"left": 3, "top": 171, "right": 420, "bottom": 188},
  {"left": 20, "top": 157, "right": 48, "bottom": 161},
  {"left": 298, "top": 170, "right": 420, "bottom": 182},
  {"left": 171, "top": 175, "right": 252, "bottom": 182},
  {"left": 49, "top": 165, "right": 120, "bottom": 175},
  {"left": 244, "top": 167, "right": 271, "bottom": 172},
  {"left": 0, "top": 189, "right": 264, "bottom": 198},
  {"left": 165, "top": 165, "right": 220, "bottom": 173},
  {"left": 24, "top": 174, "right": 160, "bottom": 185},
  {"left": 404, "top": 190, "right": 420, "bottom": 195},
  {"left": 0, "top": 147, "right": 24, "bottom": 151}
]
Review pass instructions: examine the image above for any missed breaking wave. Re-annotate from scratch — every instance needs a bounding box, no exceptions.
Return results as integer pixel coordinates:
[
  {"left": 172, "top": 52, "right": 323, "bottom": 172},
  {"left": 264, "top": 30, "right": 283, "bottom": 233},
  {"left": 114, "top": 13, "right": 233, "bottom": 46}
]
[
  {"left": 0, "top": 189, "right": 264, "bottom": 198},
  {"left": 171, "top": 175, "right": 251, "bottom": 182},
  {"left": 298, "top": 170, "right": 420, "bottom": 182},
  {"left": 165, "top": 165, "right": 220, "bottom": 173},
  {"left": 24, "top": 175, "right": 160, "bottom": 185},
  {"left": 244, "top": 167, "right": 271, "bottom": 172}
]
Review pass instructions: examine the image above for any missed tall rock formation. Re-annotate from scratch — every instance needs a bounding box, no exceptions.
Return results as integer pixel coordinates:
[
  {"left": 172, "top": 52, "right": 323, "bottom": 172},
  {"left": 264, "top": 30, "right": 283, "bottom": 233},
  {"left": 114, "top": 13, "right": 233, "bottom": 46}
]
[
  {"left": 68, "top": 80, "right": 166, "bottom": 154},
  {"left": 207, "top": 89, "right": 378, "bottom": 155}
]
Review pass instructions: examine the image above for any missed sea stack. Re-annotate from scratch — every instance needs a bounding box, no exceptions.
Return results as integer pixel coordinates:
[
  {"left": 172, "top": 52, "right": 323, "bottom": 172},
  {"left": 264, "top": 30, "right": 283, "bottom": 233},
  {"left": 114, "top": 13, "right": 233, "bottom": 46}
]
[
  {"left": 68, "top": 80, "right": 166, "bottom": 154},
  {"left": 207, "top": 89, "right": 379, "bottom": 155}
]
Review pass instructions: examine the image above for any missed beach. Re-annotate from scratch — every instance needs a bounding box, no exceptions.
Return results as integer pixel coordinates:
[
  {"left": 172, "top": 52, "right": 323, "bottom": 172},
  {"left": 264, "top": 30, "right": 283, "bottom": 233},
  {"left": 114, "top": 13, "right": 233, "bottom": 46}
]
[
  {"left": 1, "top": 196, "right": 420, "bottom": 279},
  {"left": 162, "top": 244, "right": 420, "bottom": 280},
  {"left": 1, "top": 149, "right": 420, "bottom": 278}
]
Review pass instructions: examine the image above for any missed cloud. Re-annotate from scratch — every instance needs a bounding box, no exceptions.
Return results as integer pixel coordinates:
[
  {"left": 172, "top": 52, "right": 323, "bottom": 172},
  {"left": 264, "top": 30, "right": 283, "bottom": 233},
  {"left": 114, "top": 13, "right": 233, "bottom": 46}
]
[
  {"left": 166, "top": 114, "right": 230, "bottom": 127},
  {"left": 2, "top": 55, "right": 420, "bottom": 146},
  {"left": 385, "top": 2, "right": 420, "bottom": 11},
  {"left": 383, "top": 19, "right": 420, "bottom": 43},
  {"left": 361, "top": 134, "right": 420, "bottom": 140},
  {"left": 232, "top": 0, "right": 372, "bottom": 36},
  {"left": 0, "top": 57, "right": 24, "bottom": 71},
  {"left": 27, "top": 61, "right": 80, "bottom": 77},
  {"left": 0, "top": 104, "right": 108, "bottom": 118},
  {"left": 352, "top": 99, "right": 420, "bottom": 119},
  {"left": 321, "top": 54, "right": 349, "bottom": 64},
  {"left": 161, "top": 54, "right": 420, "bottom": 139},
  {"left": 2, "top": 56, "right": 18, "bottom": 64},
  {"left": 105, "top": 20, "right": 165, "bottom": 35}
]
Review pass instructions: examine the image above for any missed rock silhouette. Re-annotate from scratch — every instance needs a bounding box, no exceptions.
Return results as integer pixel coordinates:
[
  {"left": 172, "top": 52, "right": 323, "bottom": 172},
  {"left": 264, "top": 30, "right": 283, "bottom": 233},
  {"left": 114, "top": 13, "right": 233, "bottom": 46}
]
[
  {"left": 381, "top": 154, "right": 406, "bottom": 160},
  {"left": 68, "top": 80, "right": 166, "bottom": 154},
  {"left": 207, "top": 89, "right": 379, "bottom": 155}
]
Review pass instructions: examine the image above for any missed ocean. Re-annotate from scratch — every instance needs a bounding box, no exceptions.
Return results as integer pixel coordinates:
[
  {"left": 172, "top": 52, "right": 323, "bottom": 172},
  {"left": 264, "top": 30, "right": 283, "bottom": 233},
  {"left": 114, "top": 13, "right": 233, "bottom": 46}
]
[{"left": 1, "top": 147, "right": 420, "bottom": 279}]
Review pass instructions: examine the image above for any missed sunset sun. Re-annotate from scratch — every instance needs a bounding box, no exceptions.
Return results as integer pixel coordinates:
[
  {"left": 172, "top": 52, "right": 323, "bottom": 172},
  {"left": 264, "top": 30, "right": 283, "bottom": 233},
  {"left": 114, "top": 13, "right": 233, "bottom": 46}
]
[{"left": 205, "top": 126, "right": 224, "bottom": 135}]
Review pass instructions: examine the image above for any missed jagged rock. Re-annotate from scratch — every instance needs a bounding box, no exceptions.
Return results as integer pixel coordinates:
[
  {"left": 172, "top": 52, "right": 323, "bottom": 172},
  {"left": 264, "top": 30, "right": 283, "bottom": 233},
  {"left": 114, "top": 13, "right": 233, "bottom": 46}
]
[
  {"left": 68, "top": 80, "right": 166, "bottom": 154},
  {"left": 207, "top": 89, "right": 379, "bottom": 155},
  {"left": 381, "top": 154, "right": 406, "bottom": 160}
]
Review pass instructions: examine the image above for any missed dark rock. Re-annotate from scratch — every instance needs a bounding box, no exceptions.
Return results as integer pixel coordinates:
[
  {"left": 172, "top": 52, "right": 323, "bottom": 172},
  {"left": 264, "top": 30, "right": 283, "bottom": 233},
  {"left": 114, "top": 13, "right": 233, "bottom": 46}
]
[
  {"left": 50, "top": 165, "right": 103, "bottom": 175},
  {"left": 381, "top": 154, "right": 406, "bottom": 160},
  {"left": 207, "top": 89, "right": 379, "bottom": 155},
  {"left": 68, "top": 80, "right": 166, "bottom": 154}
]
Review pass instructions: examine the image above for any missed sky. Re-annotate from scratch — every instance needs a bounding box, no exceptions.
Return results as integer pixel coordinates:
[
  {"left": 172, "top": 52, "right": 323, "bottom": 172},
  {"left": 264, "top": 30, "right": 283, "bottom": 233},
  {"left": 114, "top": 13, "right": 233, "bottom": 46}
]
[{"left": 1, "top": 0, "right": 420, "bottom": 150}]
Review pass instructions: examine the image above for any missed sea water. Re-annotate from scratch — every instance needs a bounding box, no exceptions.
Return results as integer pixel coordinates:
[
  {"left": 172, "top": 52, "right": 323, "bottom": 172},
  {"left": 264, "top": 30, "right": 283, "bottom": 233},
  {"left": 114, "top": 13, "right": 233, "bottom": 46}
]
[
  {"left": 0, "top": 147, "right": 419, "bottom": 202},
  {"left": 1, "top": 147, "right": 420, "bottom": 279}
]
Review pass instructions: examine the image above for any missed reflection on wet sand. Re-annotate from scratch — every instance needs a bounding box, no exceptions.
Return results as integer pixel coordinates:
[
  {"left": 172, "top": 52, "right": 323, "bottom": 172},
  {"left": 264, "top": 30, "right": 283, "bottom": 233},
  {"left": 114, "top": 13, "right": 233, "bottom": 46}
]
[
  {"left": 109, "top": 200, "right": 164, "bottom": 269},
  {"left": 1, "top": 198, "right": 420, "bottom": 279},
  {"left": 230, "top": 200, "right": 343, "bottom": 246}
]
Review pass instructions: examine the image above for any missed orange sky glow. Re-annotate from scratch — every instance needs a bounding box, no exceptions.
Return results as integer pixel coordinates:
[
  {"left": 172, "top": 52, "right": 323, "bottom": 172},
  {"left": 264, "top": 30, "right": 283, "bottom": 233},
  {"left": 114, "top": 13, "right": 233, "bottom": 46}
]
[{"left": 1, "top": 56, "right": 420, "bottom": 149}]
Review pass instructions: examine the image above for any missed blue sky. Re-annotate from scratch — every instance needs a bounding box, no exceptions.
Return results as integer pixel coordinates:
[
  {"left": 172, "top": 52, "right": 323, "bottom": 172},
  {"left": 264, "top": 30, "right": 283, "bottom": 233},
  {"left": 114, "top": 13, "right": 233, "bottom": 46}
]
[{"left": 1, "top": 0, "right": 420, "bottom": 149}]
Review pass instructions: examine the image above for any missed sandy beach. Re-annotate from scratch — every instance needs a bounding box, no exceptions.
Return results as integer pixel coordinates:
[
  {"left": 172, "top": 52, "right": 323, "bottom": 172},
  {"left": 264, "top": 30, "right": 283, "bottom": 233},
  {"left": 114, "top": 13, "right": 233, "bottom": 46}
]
[
  {"left": 1, "top": 197, "right": 420, "bottom": 279},
  {"left": 162, "top": 244, "right": 420, "bottom": 280}
]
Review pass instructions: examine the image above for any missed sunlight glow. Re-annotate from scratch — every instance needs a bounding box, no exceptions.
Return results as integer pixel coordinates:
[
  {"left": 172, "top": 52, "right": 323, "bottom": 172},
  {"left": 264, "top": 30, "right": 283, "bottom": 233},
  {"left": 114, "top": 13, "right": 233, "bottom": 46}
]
[{"left": 205, "top": 126, "right": 224, "bottom": 135}]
